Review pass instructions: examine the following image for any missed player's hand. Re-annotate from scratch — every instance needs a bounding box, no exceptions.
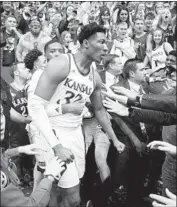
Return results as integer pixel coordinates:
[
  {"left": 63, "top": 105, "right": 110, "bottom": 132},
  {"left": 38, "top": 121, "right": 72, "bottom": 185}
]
[
  {"left": 150, "top": 188, "right": 176, "bottom": 207},
  {"left": 134, "top": 141, "right": 148, "bottom": 157},
  {"left": 53, "top": 144, "right": 75, "bottom": 164},
  {"left": 113, "top": 139, "right": 125, "bottom": 153},
  {"left": 44, "top": 157, "right": 66, "bottom": 180},
  {"left": 24, "top": 116, "right": 32, "bottom": 124},
  {"left": 18, "top": 144, "right": 47, "bottom": 155},
  {"left": 147, "top": 141, "right": 176, "bottom": 156},
  {"left": 62, "top": 100, "right": 85, "bottom": 115},
  {"left": 103, "top": 97, "right": 129, "bottom": 116},
  {"left": 112, "top": 86, "right": 137, "bottom": 101}
]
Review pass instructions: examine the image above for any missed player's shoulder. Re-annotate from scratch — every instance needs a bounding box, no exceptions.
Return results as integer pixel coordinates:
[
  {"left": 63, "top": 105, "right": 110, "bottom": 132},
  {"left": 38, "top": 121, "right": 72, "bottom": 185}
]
[{"left": 45, "top": 54, "right": 70, "bottom": 81}]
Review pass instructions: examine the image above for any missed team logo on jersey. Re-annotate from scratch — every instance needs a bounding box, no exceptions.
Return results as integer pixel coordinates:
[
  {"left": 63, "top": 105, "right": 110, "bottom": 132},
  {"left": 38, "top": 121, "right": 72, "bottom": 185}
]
[{"left": 64, "top": 78, "right": 92, "bottom": 96}]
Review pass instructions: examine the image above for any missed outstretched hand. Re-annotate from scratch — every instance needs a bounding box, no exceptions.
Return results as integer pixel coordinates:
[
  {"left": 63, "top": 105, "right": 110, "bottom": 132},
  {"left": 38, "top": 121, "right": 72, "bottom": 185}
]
[
  {"left": 103, "top": 97, "right": 129, "bottom": 116},
  {"left": 18, "top": 144, "right": 47, "bottom": 155},
  {"left": 112, "top": 86, "right": 137, "bottom": 101},
  {"left": 150, "top": 188, "right": 176, "bottom": 207},
  {"left": 147, "top": 141, "right": 176, "bottom": 156}
]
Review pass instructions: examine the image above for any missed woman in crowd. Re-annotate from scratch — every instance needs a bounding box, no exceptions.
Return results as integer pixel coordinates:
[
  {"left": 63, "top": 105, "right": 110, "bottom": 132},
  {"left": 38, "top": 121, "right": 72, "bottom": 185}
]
[
  {"left": 98, "top": 6, "right": 112, "bottom": 40},
  {"left": 60, "top": 30, "right": 72, "bottom": 53},
  {"left": 116, "top": 5, "right": 133, "bottom": 37},
  {"left": 148, "top": 29, "right": 173, "bottom": 72}
]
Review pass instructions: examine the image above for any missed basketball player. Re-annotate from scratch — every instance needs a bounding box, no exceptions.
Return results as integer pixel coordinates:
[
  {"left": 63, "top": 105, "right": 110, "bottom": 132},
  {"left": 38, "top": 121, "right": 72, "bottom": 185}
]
[
  {"left": 25, "top": 41, "right": 64, "bottom": 191},
  {"left": 28, "top": 23, "right": 125, "bottom": 207},
  {"left": 10, "top": 63, "right": 33, "bottom": 182}
]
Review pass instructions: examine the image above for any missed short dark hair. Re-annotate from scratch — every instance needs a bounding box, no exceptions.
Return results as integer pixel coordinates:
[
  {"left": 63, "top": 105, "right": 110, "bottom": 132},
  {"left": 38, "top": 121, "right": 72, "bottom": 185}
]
[
  {"left": 78, "top": 23, "right": 106, "bottom": 44},
  {"left": 169, "top": 50, "right": 177, "bottom": 58},
  {"left": 103, "top": 54, "right": 120, "bottom": 70},
  {"left": 123, "top": 59, "right": 142, "bottom": 79},
  {"left": 24, "top": 49, "right": 42, "bottom": 70},
  {"left": 44, "top": 39, "right": 63, "bottom": 53},
  {"left": 145, "top": 12, "right": 155, "bottom": 20}
]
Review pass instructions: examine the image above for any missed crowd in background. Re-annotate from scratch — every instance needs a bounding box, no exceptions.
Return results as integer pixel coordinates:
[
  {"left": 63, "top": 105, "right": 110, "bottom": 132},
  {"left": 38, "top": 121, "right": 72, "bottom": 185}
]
[{"left": 0, "top": 1, "right": 176, "bottom": 207}]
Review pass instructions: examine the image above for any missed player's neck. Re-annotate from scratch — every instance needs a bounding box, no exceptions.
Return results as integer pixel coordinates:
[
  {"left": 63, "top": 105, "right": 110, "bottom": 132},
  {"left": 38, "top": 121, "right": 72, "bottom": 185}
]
[
  {"left": 12, "top": 79, "right": 26, "bottom": 90},
  {"left": 73, "top": 52, "right": 93, "bottom": 74}
]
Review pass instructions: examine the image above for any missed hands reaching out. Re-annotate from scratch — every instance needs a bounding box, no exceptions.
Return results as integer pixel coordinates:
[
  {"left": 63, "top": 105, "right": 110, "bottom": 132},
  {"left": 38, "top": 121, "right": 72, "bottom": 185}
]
[
  {"left": 147, "top": 141, "right": 176, "bottom": 156},
  {"left": 18, "top": 144, "right": 47, "bottom": 155},
  {"left": 103, "top": 97, "right": 129, "bottom": 116},
  {"left": 150, "top": 188, "right": 176, "bottom": 207}
]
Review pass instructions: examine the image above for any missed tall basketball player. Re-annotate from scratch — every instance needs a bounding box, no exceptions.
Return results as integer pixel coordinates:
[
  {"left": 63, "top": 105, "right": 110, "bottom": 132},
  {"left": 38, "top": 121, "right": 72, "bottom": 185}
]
[{"left": 28, "top": 23, "right": 125, "bottom": 207}]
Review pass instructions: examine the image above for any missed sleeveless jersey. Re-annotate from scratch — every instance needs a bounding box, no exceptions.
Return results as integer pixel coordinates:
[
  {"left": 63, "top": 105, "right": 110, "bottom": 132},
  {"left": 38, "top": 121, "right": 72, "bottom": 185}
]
[
  {"left": 151, "top": 44, "right": 167, "bottom": 72},
  {"left": 48, "top": 54, "right": 95, "bottom": 128},
  {"left": 10, "top": 84, "right": 29, "bottom": 147},
  {"left": 10, "top": 85, "right": 28, "bottom": 117}
]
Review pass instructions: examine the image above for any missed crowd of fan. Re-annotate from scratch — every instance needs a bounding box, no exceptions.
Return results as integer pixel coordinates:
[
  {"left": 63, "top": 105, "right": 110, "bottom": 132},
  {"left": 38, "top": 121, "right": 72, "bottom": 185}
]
[{"left": 0, "top": 1, "right": 176, "bottom": 207}]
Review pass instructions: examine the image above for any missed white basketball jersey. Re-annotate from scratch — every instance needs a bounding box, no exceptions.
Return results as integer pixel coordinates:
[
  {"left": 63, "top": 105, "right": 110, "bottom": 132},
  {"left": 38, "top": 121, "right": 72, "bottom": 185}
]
[
  {"left": 48, "top": 54, "right": 95, "bottom": 128},
  {"left": 151, "top": 44, "right": 167, "bottom": 71}
]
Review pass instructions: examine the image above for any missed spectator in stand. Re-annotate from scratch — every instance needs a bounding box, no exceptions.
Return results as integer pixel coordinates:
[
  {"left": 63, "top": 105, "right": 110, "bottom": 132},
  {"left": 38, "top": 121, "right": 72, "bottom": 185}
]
[
  {"left": 16, "top": 17, "right": 51, "bottom": 62},
  {"left": 134, "top": 3, "right": 146, "bottom": 20},
  {"left": 58, "top": 4, "right": 76, "bottom": 35},
  {"left": 146, "top": 29, "right": 173, "bottom": 73},
  {"left": 133, "top": 18, "right": 149, "bottom": 62},
  {"left": 156, "top": 8, "right": 175, "bottom": 47},
  {"left": 60, "top": 31, "right": 72, "bottom": 53},
  {"left": 98, "top": 6, "right": 112, "bottom": 40},
  {"left": 144, "top": 12, "right": 155, "bottom": 33},
  {"left": 116, "top": 5, "right": 133, "bottom": 37},
  {"left": 145, "top": 2, "right": 154, "bottom": 14},
  {"left": 110, "top": 22, "right": 136, "bottom": 66},
  {"left": 1, "top": 16, "right": 22, "bottom": 67},
  {"left": 1, "top": 2, "right": 14, "bottom": 28},
  {"left": 153, "top": 2, "right": 164, "bottom": 28}
]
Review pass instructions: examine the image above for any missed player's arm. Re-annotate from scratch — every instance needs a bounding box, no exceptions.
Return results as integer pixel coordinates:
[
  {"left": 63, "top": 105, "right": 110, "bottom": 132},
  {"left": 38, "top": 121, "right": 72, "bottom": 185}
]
[
  {"left": 28, "top": 55, "right": 74, "bottom": 162},
  {"left": 90, "top": 71, "right": 125, "bottom": 153}
]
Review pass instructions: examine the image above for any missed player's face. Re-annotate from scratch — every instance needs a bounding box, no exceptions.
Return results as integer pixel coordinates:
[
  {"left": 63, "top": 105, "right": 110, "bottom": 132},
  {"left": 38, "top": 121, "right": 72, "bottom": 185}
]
[
  {"left": 134, "top": 20, "right": 144, "bottom": 33},
  {"left": 34, "top": 56, "right": 47, "bottom": 70},
  {"left": 46, "top": 42, "right": 64, "bottom": 61},
  {"left": 0, "top": 105, "right": 5, "bottom": 141},
  {"left": 17, "top": 63, "right": 31, "bottom": 80},
  {"left": 119, "top": 10, "right": 128, "bottom": 22},
  {"left": 133, "top": 63, "right": 147, "bottom": 83},
  {"left": 88, "top": 32, "right": 108, "bottom": 63},
  {"left": 153, "top": 30, "right": 163, "bottom": 44}
]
